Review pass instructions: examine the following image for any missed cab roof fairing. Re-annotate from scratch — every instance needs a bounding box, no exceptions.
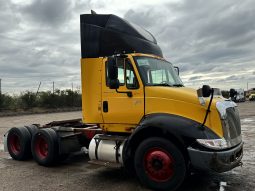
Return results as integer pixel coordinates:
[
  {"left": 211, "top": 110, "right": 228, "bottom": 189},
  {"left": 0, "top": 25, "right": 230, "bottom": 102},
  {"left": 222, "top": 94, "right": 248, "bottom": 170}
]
[{"left": 80, "top": 14, "right": 163, "bottom": 58}]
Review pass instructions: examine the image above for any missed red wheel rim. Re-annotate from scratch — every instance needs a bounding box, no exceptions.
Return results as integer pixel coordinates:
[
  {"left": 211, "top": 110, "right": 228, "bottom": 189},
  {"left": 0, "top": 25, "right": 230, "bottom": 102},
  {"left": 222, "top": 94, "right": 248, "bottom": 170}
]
[
  {"left": 9, "top": 133, "right": 21, "bottom": 155},
  {"left": 34, "top": 135, "right": 48, "bottom": 159},
  {"left": 144, "top": 148, "right": 174, "bottom": 182}
]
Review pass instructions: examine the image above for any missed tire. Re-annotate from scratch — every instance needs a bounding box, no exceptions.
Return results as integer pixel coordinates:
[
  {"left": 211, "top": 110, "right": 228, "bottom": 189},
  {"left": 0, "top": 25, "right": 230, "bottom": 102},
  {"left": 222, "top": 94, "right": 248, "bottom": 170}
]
[
  {"left": 7, "top": 127, "right": 32, "bottom": 160},
  {"left": 31, "top": 128, "right": 59, "bottom": 166},
  {"left": 134, "top": 137, "right": 186, "bottom": 191},
  {"left": 25, "top": 125, "right": 39, "bottom": 136}
]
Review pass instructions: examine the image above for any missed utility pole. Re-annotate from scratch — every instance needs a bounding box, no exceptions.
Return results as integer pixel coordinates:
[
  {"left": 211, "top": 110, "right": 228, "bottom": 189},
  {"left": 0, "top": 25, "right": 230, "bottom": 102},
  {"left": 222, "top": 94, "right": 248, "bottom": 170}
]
[
  {"left": 0, "top": 78, "right": 2, "bottom": 95},
  {"left": 247, "top": 82, "right": 249, "bottom": 91},
  {"left": 0, "top": 78, "right": 2, "bottom": 110},
  {"left": 53, "top": 81, "right": 55, "bottom": 94},
  {"left": 72, "top": 82, "right": 74, "bottom": 107}
]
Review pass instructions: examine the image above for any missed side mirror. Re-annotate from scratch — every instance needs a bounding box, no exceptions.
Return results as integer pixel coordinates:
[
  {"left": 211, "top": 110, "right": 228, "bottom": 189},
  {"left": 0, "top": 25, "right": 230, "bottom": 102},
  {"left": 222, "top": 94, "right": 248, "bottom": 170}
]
[
  {"left": 107, "top": 57, "right": 119, "bottom": 89},
  {"left": 229, "top": 89, "right": 237, "bottom": 98},
  {"left": 202, "top": 85, "right": 212, "bottom": 97},
  {"left": 174, "top": 66, "right": 179, "bottom": 75}
]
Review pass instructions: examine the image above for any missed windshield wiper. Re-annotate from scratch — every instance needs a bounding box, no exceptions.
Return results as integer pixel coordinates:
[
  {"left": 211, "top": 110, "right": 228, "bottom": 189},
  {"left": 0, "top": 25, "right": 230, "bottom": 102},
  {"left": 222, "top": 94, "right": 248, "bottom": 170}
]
[{"left": 173, "top": 84, "right": 184, "bottom": 87}]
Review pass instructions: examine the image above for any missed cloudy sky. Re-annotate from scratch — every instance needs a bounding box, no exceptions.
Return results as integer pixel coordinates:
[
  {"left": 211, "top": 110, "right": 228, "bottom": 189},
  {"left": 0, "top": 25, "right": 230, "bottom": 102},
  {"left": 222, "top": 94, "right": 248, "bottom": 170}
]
[{"left": 0, "top": 0, "right": 255, "bottom": 94}]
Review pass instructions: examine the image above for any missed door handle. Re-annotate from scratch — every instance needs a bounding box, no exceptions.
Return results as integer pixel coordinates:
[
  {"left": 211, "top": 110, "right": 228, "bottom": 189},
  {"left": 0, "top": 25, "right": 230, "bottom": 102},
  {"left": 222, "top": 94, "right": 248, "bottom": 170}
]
[{"left": 103, "top": 101, "right": 108, "bottom": 112}]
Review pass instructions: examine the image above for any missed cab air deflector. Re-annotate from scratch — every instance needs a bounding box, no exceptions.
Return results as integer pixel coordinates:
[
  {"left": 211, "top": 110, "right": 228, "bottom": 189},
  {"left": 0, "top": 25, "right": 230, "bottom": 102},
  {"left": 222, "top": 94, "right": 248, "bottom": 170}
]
[{"left": 80, "top": 13, "right": 163, "bottom": 58}]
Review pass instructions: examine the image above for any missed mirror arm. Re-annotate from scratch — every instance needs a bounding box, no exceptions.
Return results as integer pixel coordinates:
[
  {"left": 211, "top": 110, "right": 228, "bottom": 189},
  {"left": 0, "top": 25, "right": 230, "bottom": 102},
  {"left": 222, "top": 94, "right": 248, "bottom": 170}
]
[
  {"left": 200, "top": 88, "right": 214, "bottom": 130},
  {"left": 115, "top": 89, "right": 133, "bottom": 97}
]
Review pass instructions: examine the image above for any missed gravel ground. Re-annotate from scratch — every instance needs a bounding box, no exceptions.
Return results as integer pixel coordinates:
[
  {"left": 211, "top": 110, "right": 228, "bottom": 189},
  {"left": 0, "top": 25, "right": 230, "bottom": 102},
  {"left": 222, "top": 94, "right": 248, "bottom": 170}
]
[{"left": 0, "top": 102, "right": 254, "bottom": 191}]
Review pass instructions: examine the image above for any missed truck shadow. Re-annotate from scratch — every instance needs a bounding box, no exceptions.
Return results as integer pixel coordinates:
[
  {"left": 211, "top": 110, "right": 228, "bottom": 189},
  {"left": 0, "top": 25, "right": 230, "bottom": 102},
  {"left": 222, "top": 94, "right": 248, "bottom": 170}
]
[{"left": 62, "top": 153, "right": 242, "bottom": 191}]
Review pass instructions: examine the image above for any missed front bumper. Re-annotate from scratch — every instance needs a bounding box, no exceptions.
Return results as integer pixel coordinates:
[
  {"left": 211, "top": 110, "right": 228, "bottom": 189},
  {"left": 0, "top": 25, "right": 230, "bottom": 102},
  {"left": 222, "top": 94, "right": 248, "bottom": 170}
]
[{"left": 188, "top": 142, "right": 243, "bottom": 173}]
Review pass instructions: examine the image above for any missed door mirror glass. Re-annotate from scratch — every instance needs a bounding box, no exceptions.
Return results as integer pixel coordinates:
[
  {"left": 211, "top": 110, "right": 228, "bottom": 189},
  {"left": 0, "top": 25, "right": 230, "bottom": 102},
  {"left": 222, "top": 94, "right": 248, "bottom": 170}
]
[
  {"left": 107, "top": 57, "right": 118, "bottom": 80},
  {"left": 107, "top": 57, "right": 120, "bottom": 89},
  {"left": 202, "top": 85, "right": 212, "bottom": 97},
  {"left": 108, "top": 79, "right": 120, "bottom": 89}
]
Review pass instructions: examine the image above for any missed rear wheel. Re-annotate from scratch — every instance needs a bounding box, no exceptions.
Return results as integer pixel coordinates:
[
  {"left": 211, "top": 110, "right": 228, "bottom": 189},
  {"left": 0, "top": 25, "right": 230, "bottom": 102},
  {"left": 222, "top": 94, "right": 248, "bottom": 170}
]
[
  {"left": 134, "top": 137, "right": 186, "bottom": 191},
  {"left": 25, "top": 125, "right": 38, "bottom": 136},
  {"left": 31, "top": 128, "right": 59, "bottom": 166},
  {"left": 7, "top": 127, "right": 31, "bottom": 160}
]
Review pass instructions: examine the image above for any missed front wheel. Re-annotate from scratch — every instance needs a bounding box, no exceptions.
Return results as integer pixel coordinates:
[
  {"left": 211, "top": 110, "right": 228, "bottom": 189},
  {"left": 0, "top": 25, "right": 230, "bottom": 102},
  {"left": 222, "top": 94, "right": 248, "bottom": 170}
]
[{"left": 134, "top": 137, "right": 186, "bottom": 191}]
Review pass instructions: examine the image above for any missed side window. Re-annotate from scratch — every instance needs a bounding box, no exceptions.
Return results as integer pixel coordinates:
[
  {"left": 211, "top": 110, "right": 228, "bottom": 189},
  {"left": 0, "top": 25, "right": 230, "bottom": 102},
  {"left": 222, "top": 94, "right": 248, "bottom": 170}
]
[
  {"left": 106, "top": 58, "right": 139, "bottom": 89},
  {"left": 117, "top": 58, "right": 125, "bottom": 84},
  {"left": 125, "top": 61, "right": 139, "bottom": 89}
]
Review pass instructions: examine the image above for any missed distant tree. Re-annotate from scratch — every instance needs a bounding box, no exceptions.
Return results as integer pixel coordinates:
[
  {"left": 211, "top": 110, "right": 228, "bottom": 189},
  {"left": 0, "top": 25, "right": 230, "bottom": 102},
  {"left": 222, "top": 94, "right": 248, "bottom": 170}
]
[
  {"left": 0, "top": 89, "right": 82, "bottom": 111},
  {"left": 38, "top": 91, "right": 55, "bottom": 108},
  {"left": 0, "top": 94, "right": 3, "bottom": 111},
  {"left": 20, "top": 91, "right": 37, "bottom": 109},
  {"left": 0, "top": 94, "right": 17, "bottom": 110}
]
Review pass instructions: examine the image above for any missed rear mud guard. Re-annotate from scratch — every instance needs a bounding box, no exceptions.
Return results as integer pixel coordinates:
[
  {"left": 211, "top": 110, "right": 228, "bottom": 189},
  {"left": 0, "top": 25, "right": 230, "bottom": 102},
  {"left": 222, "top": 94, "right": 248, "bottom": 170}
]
[{"left": 3, "top": 131, "right": 9, "bottom": 152}]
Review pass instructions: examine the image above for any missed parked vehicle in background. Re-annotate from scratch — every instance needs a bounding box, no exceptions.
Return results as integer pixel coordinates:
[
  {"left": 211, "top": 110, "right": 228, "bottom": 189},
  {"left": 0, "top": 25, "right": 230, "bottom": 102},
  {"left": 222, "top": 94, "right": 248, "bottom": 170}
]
[
  {"left": 249, "top": 94, "right": 255, "bottom": 101},
  {"left": 230, "top": 88, "right": 245, "bottom": 102}
]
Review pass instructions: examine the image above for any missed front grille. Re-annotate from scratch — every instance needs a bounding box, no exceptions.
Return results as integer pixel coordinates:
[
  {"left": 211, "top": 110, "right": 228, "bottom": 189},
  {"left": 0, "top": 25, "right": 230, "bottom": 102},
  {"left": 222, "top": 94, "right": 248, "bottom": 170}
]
[{"left": 222, "top": 107, "right": 242, "bottom": 146}]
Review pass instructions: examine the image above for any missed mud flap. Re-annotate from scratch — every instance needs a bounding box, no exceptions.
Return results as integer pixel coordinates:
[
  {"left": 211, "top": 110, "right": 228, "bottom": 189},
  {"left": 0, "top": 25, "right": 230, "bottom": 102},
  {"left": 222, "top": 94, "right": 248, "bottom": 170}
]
[{"left": 3, "top": 131, "right": 8, "bottom": 152}]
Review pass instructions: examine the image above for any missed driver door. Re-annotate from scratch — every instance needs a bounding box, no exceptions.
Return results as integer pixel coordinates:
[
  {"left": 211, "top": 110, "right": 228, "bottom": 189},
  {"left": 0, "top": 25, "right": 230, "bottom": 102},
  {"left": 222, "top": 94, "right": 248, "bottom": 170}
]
[{"left": 101, "top": 57, "right": 144, "bottom": 132}]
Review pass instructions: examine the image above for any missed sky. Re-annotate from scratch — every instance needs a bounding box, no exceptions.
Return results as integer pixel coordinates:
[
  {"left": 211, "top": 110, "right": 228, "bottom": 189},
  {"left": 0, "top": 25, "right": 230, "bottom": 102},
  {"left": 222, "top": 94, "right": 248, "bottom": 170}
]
[{"left": 0, "top": 0, "right": 255, "bottom": 94}]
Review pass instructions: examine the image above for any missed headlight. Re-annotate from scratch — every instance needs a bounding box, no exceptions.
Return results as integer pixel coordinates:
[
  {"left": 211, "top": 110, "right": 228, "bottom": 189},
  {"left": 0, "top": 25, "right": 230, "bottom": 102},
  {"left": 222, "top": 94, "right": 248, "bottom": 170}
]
[
  {"left": 196, "top": 138, "right": 229, "bottom": 150},
  {"left": 216, "top": 101, "right": 236, "bottom": 119}
]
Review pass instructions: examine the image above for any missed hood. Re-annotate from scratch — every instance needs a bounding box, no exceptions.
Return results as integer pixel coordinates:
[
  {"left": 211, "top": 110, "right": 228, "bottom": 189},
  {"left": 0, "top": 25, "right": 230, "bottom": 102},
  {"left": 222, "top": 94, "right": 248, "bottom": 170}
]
[
  {"left": 146, "top": 86, "right": 200, "bottom": 104},
  {"left": 145, "top": 86, "right": 226, "bottom": 137},
  {"left": 146, "top": 86, "right": 223, "bottom": 109}
]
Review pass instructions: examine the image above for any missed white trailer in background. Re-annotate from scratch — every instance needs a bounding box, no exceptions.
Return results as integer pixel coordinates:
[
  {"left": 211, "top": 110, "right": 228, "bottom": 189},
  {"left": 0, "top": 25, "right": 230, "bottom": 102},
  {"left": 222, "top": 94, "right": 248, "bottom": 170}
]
[{"left": 230, "top": 88, "right": 245, "bottom": 102}]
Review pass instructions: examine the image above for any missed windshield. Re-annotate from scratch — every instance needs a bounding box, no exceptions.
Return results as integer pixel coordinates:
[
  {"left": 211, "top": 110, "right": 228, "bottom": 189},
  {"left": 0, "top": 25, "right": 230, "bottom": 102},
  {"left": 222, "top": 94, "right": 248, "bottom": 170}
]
[{"left": 134, "top": 56, "right": 183, "bottom": 87}]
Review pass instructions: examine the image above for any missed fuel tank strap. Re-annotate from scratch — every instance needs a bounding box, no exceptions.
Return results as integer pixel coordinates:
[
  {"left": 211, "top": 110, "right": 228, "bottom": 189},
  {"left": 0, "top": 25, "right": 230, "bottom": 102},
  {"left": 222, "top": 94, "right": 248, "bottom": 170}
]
[
  {"left": 94, "top": 137, "right": 101, "bottom": 160},
  {"left": 114, "top": 141, "right": 122, "bottom": 163}
]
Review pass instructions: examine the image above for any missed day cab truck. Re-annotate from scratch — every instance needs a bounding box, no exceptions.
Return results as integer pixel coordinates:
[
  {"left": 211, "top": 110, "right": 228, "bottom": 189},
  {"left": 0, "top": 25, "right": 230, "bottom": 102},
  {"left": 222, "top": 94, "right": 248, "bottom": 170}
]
[{"left": 4, "top": 12, "right": 243, "bottom": 191}]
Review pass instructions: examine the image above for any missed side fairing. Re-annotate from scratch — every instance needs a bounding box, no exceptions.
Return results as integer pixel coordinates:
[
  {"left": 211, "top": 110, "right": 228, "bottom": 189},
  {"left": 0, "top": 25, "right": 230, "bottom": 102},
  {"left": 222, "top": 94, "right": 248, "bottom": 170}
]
[{"left": 81, "top": 58, "right": 104, "bottom": 124}]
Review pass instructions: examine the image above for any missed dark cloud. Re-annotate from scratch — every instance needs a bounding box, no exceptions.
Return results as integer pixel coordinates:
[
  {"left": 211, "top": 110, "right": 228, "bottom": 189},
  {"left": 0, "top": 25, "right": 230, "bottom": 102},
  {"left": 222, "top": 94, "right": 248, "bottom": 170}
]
[
  {"left": 0, "top": 0, "right": 91, "bottom": 93},
  {"left": 124, "top": 0, "right": 255, "bottom": 89},
  {"left": 0, "top": 0, "right": 255, "bottom": 93},
  {"left": 0, "top": 1, "right": 20, "bottom": 33},
  {"left": 20, "top": 0, "right": 74, "bottom": 26}
]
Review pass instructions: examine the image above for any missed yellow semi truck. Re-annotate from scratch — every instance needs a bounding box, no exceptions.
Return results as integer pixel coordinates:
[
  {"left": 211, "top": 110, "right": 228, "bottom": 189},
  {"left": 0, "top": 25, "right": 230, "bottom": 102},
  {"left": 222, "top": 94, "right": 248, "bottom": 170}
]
[{"left": 4, "top": 12, "right": 243, "bottom": 191}]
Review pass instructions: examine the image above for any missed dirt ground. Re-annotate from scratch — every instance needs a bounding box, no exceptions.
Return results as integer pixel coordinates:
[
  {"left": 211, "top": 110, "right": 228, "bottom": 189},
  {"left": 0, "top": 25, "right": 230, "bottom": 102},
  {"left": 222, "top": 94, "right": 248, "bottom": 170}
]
[{"left": 0, "top": 102, "right": 254, "bottom": 191}]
